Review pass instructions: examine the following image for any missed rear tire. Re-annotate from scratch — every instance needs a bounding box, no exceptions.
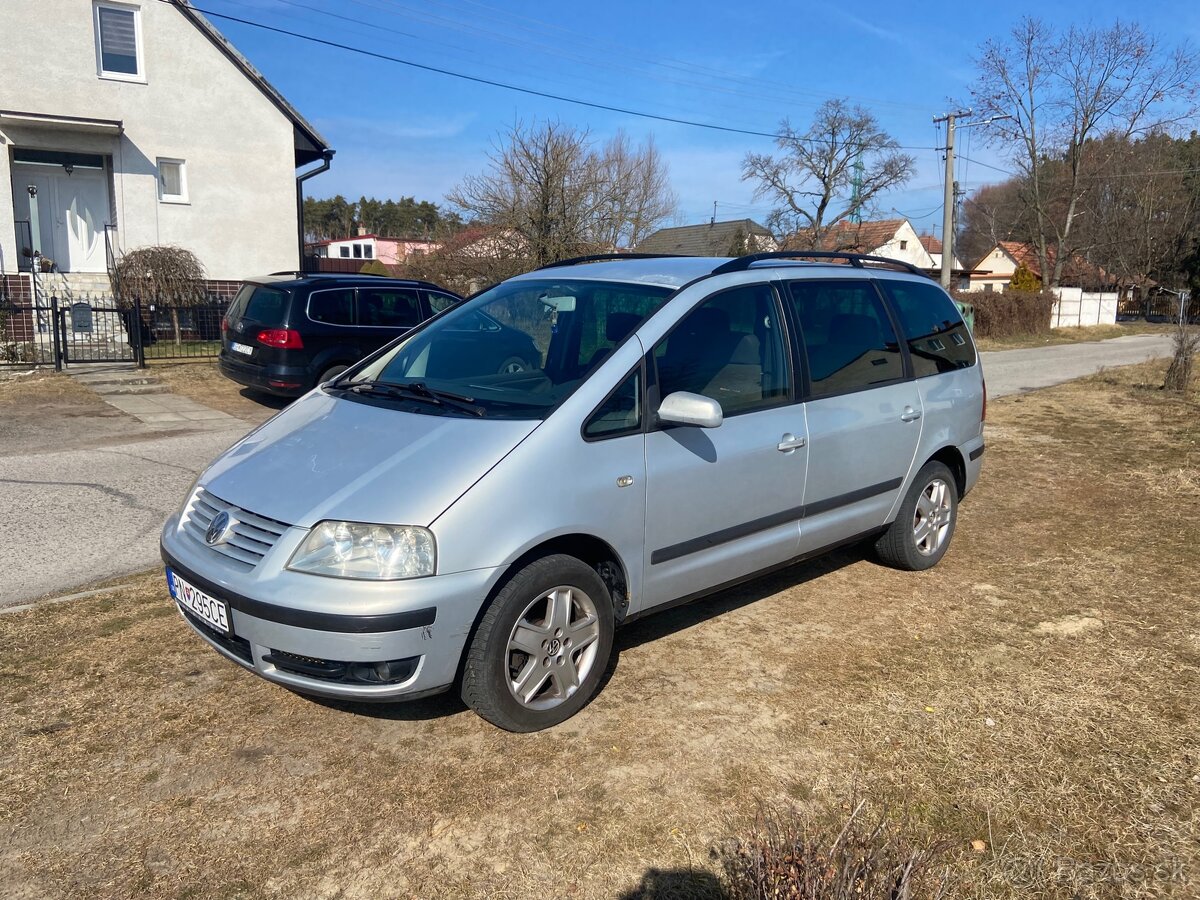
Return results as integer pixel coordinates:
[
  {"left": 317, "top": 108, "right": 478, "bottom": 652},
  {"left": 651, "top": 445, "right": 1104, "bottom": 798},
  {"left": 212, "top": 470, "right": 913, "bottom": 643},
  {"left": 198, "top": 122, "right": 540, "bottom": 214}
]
[
  {"left": 461, "top": 555, "right": 614, "bottom": 732},
  {"left": 875, "top": 461, "right": 957, "bottom": 571},
  {"left": 317, "top": 364, "right": 349, "bottom": 386},
  {"left": 497, "top": 356, "right": 528, "bottom": 374}
]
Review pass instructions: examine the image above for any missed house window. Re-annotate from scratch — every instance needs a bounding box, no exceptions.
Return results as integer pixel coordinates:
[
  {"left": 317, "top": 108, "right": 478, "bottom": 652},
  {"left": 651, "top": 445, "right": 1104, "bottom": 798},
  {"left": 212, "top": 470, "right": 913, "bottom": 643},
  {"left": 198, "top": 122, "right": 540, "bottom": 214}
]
[
  {"left": 339, "top": 246, "right": 350, "bottom": 258},
  {"left": 364, "top": 244, "right": 373, "bottom": 259},
  {"left": 353, "top": 244, "right": 363, "bottom": 259},
  {"left": 156, "top": 159, "right": 187, "bottom": 203},
  {"left": 984, "top": 283, "right": 994, "bottom": 293},
  {"left": 899, "top": 240, "right": 908, "bottom": 250},
  {"left": 94, "top": 2, "right": 143, "bottom": 81}
]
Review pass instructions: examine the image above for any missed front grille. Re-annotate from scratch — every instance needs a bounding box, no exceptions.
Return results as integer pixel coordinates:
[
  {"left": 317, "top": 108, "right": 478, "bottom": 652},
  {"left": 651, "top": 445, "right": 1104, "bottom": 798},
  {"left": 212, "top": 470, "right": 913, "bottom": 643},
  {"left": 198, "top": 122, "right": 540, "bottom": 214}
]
[
  {"left": 183, "top": 488, "right": 290, "bottom": 569},
  {"left": 180, "top": 606, "right": 253, "bottom": 665}
]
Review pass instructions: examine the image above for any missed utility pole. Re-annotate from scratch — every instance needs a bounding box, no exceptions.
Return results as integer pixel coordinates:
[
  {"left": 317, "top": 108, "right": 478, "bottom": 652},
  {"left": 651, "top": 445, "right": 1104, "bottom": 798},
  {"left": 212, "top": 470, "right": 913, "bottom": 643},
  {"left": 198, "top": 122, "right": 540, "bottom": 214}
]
[{"left": 933, "top": 109, "right": 971, "bottom": 289}]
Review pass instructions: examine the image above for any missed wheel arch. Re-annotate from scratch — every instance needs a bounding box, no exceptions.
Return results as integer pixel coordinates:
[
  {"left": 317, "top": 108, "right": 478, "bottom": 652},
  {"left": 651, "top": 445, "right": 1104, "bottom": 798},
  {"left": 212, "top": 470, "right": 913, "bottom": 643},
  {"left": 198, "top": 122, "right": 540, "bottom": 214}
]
[
  {"left": 924, "top": 444, "right": 968, "bottom": 498},
  {"left": 451, "top": 532, "right": 630, "bottom": 685}
]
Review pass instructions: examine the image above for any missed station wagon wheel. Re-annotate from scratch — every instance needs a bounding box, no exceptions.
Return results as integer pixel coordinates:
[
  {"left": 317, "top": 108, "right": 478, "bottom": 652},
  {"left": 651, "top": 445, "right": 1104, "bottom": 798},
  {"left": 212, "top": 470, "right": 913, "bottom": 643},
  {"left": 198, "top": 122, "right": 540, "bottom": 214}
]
[
  {"left": 913, "top": 478, "right": 952, "bottom": 556},
  {"left": 462, "top": 554, "right": 614, "bottom": 732},
  {"left": 318, "top": 364, "right": 349, "bottom": 385},
  {"left": 497, "top": 356, "right": 528, "bottom": 374},
  {"left": 506, "top": 585, "right": 602, "bottom": 710},
  {"left": 875, "top": 460, "right": 958, "bottom": 571}
]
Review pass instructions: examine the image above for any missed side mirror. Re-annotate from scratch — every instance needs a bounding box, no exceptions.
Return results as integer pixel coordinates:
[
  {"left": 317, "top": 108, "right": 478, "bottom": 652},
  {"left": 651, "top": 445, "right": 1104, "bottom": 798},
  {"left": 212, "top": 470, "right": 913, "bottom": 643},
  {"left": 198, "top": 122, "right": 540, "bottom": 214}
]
[{"left": 657, "top": 391, "right": 723, "bottom": 429}]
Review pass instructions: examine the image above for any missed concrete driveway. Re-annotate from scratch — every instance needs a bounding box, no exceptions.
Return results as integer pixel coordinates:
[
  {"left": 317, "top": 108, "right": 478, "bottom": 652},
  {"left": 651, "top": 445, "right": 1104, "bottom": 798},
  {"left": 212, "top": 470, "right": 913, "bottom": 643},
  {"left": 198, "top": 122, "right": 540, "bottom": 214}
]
[{"left": 0, "top": 332, "right": 1178, "bottom": 608}]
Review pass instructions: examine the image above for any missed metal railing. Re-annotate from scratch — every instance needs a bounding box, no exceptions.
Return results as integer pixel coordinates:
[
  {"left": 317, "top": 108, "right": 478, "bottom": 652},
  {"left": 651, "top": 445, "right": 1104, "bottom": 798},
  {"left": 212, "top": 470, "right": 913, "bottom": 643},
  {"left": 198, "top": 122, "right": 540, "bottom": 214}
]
[{"left": 1, "top": 294, "right": 230, "bottom": 368}]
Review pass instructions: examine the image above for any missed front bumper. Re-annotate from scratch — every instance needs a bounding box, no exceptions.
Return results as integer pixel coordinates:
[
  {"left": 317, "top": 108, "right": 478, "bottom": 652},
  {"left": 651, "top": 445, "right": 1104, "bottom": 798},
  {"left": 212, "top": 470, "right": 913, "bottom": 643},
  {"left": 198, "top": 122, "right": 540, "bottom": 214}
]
[{"left": 161, "top": 511, "right": 501, "bottom": 702}]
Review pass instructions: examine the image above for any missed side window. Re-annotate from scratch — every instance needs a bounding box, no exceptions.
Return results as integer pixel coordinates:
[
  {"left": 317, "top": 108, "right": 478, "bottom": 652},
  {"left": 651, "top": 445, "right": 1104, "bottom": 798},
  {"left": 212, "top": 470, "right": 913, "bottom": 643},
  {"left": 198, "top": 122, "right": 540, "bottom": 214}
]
[
  {"left": 882, "top": 281, "right": 976, "bottom": 377},
  {"left": 583, "top": 368, "right": 641, "bottom": 439},
  {"left": 654, "top": 284, "right": 789, "bottom": 417},
  {"left": 427, "top": 292, "right": 459, "bottom": 314},
  {"left": 357, "top": 288, "right": 421, "bottom": 328},
  {"left": 787, "top": 281, "right": 904, "bottom": 396},
  {"left": 307, "top": 289, "right": 355, "bottom": 326}
]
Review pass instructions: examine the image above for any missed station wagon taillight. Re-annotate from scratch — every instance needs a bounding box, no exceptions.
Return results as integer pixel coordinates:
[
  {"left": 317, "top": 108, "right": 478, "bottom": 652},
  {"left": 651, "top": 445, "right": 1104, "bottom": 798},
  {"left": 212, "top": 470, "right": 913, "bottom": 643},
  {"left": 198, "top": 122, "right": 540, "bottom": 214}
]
[{"left": 256, "top": 328, "right": 304, "bottom": 349}]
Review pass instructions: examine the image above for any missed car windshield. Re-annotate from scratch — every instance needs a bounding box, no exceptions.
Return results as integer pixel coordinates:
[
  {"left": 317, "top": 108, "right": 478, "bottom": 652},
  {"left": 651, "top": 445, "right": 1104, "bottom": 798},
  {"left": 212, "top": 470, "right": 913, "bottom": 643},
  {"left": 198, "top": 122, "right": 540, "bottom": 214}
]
[{"left": 345, "top": 278, "right": 674, "bottom": 419}]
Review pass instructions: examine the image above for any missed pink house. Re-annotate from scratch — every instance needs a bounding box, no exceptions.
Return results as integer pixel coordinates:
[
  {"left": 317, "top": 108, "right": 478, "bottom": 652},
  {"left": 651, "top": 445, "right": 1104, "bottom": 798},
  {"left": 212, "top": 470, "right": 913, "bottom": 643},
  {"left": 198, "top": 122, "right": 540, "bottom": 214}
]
[{"left": 307, "top": 233, "right": 440, "bottom": 265}]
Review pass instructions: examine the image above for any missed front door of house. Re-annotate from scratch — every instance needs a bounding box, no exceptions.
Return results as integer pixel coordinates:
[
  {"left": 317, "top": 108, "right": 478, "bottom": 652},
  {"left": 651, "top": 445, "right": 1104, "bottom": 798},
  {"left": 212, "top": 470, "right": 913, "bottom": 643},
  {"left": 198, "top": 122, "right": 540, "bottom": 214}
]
[{"left": 12, "top": 160, "right": 110, "bottom": 273}]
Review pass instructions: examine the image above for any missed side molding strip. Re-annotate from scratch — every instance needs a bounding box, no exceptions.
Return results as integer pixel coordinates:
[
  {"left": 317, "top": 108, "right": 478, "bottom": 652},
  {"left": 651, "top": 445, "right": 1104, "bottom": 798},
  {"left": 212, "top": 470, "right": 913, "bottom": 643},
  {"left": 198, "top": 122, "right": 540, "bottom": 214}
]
[{"left": 650, "top": 477, "right": 903, "bottom": 565}]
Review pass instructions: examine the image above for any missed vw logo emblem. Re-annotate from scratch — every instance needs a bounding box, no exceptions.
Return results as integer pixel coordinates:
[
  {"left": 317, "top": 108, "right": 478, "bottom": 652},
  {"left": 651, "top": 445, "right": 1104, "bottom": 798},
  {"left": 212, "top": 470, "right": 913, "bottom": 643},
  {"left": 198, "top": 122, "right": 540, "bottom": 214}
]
[{"left": 206, "top": 510, "right": 232, "bottom": 545}]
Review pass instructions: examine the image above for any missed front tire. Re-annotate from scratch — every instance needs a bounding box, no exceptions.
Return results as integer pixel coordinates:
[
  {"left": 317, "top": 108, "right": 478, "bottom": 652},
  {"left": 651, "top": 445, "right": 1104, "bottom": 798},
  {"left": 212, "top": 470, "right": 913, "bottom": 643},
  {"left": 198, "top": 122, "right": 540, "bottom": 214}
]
[
  {"left": 316, "top": 364, "right": 349, "bottom": 387},
  {"left": 875, "top": 461, "right": 958, "bottom": 571},
  {"left": 462, "top": 555, "right": 614, "bottom": 732}
]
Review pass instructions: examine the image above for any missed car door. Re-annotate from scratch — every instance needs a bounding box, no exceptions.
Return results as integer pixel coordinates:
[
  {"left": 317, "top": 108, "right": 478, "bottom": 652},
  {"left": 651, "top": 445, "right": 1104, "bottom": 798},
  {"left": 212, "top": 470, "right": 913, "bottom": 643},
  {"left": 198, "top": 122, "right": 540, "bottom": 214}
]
[
  {"left": 783, "top": 278, "right": 923, "bottom": 553},
  {"left": 354, "top": 285, "right": 424, "bottom": 353},
  {"left": 640, "top": 282, "right": 808, "bottom": 612}
]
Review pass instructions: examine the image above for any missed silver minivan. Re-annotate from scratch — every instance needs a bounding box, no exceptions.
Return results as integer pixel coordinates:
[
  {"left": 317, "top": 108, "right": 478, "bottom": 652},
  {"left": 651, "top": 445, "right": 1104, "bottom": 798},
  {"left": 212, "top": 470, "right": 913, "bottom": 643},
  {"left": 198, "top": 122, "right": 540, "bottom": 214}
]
[{"left": 161, "top": 253, "right": 986, "bottom": 732}]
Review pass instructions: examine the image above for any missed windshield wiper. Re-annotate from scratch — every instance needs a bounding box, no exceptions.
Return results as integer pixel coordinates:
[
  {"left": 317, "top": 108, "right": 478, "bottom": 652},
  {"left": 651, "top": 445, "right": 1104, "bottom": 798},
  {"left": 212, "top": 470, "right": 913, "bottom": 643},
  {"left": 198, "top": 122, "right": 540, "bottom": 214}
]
[{"left": 346, "top": 381, "right": 486, "bottom": 417}]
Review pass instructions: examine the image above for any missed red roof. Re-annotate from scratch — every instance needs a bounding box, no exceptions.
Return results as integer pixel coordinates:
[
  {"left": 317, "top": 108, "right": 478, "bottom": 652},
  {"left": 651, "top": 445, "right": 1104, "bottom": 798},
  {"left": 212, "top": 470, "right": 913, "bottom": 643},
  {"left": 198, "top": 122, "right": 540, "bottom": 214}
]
[
  {"left": 918, "top": 234, "right": 943, "bottom": 254},
  {"left": 980, "top": 241, "right": 1115, "bottom": 287}
]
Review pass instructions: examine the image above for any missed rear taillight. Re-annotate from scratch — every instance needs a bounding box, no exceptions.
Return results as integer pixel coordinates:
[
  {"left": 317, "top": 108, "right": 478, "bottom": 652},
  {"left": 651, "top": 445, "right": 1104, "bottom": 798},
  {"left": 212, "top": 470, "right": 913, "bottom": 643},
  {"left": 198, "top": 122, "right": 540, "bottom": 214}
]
[
  {"left": 256, "top": 328, "right": 304, "bottom": 349},
  {"left": 221, "top": 318, "right": 228, "bottom": 334}
]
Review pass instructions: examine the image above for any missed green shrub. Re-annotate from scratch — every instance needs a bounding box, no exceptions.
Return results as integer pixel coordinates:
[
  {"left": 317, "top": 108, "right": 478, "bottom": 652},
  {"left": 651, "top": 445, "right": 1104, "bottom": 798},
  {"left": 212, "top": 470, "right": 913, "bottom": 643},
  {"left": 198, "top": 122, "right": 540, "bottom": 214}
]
[{"left": 359, "top": 259, "right": 392, "bottom": 276}]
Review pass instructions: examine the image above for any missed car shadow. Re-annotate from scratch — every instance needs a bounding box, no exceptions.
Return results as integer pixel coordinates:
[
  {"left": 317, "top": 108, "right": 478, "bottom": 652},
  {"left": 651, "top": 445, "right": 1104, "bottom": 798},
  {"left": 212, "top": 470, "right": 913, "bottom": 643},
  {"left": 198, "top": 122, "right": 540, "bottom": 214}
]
[
  {"left": 238, "top": 388, "right": 291, "bottom": 412},
  {"left": 299, "top": 543, "right": 872, "bottom": 725},
  {"left": 618, "top": 867, "right": 729, "bottom": 899}
]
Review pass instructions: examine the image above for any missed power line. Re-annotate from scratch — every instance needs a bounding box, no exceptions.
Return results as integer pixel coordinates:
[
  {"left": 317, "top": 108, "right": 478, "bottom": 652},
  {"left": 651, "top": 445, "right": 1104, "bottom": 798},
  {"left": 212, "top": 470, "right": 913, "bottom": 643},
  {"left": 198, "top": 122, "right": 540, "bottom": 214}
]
[
  {"left": 957, "top": 155, "right": 1200, "bottom": 180},
  {"left": 180, "top": 2, "right": 941, "bottom": 152}
]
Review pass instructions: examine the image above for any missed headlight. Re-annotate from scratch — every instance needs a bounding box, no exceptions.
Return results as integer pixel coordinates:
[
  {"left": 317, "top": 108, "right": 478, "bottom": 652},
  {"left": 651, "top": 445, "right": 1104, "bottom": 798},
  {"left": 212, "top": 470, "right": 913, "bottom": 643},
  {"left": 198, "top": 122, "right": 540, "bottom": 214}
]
[{"left": 287, "top": 521, "right": 436, "bottom": 580}]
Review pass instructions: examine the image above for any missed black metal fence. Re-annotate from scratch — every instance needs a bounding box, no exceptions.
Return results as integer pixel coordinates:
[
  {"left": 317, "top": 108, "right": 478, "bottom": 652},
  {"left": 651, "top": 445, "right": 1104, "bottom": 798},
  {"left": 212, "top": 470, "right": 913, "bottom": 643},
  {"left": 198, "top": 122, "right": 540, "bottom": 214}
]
[
  {"left": 1117, "top": 292, "right": 1200, "bottom": 323},
  {"left": 1, "top": 296, "right": 229, "bottom": 368}
]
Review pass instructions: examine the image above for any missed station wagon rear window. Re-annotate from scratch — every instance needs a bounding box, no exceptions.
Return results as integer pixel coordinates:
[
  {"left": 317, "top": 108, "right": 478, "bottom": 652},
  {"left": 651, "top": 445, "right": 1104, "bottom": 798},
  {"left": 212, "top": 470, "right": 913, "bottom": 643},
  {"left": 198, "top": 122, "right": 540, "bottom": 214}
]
[{"left": 228, "top": 284, "right": 289, "bottom": 327}]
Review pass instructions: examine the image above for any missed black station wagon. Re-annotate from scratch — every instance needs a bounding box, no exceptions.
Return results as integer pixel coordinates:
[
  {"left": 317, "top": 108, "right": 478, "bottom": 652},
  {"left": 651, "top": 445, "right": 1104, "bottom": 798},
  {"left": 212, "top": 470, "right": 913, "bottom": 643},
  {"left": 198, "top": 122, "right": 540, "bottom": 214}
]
[{"left": 218, "top": 273, "right": 475, "bottom": 397}]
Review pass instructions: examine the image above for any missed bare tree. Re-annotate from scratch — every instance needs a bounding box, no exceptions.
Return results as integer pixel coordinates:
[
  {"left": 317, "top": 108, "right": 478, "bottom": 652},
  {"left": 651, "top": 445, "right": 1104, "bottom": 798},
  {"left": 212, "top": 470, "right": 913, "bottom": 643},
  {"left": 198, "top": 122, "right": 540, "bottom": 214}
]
[
  {"left": 969, "top": 18, "right": 1199, "bottom": 286},
  {"left": 447, "top": 121, "right": 676, "bottom": 268},
  {"left": 957, "top": 178, "right": 1037, "bottom": 268},
  {"left": 741, "top": 100, "right": 915, "bottom": 249}
]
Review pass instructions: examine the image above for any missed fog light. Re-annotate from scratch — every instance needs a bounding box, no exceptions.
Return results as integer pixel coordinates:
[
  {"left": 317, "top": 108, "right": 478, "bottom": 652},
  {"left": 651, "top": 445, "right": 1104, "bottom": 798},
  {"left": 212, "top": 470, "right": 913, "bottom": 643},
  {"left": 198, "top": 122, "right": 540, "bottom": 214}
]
[{"left": 348, "top": 657, "right": 418, "bottom": 685}]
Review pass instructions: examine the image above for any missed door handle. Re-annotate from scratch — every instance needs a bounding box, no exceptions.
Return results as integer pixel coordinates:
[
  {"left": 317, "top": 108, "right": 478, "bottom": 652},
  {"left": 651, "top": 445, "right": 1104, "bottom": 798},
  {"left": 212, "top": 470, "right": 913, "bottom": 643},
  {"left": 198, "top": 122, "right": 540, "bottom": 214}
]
[
  {"left": 777, "top": 433, "right": 806, "bottom": 451},
  {"left": 900, "top": 406, "right": 922, "bottom": 422}
]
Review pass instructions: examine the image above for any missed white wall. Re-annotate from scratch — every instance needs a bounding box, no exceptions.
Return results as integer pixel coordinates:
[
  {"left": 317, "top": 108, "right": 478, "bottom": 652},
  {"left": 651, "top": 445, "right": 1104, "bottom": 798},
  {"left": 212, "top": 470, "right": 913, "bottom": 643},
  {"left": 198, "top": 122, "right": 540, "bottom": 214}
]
[
  {"left": 871, "top": 221, "right": 936, "bottom": 269},
  {"left": 1051, "top": 287, "right": 1119, "bottom": 328},
  {"left": 0, "top": 0, "right": 303, "bottom": 280}
]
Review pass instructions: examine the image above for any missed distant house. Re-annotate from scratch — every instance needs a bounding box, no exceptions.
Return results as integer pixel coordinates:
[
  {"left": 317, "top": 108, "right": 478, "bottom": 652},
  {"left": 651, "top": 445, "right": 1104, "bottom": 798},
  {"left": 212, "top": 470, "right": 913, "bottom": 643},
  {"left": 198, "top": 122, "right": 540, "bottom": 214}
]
[
  {"left": 788, "top": 218, "right": 964, "bottom": 283},
  {"left": 966, "top": 241, "right": 1120, "bottom": 327},
  {"left": 307, "top": 231, "right": 441, "bottom": 267},
  {"left": 965, "top": 241, "right": 1115, "bottom": 294},
  {"left": 0, "top": 0, "right": 332, "bottom": 304},
  {"left": 636, "top": 219, "right": 778, "bottom": 256}
]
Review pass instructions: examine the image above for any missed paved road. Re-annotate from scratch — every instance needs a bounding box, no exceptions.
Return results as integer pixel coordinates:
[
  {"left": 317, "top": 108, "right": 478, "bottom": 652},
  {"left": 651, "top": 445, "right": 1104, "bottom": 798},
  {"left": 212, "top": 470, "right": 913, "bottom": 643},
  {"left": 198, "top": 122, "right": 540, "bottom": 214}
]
[
  {"left": 0, "top": 332, "right": 1178, "bottom": 608},
  {"left": 980, "top": 333, "right": 1174, "bottom": 397}
]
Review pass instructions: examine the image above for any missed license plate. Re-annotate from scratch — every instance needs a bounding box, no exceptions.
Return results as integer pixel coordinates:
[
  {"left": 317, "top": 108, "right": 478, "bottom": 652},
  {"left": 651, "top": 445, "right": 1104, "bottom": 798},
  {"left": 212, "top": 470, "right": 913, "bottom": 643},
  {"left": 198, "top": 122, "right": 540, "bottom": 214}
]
[
  {"left": 231, "top": 341, "right": 253, "bottom": 356},
  {"left": 167, "top": 569, "right": 230, "bottom": 635}
]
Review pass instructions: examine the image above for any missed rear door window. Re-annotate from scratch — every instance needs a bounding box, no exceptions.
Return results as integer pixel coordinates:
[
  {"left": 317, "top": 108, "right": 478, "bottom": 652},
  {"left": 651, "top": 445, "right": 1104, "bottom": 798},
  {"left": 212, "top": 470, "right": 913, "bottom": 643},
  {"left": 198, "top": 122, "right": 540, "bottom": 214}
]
[
  {"left": 880, "top": 280, "right": 976, "bottom": 376},
  {"left": 426, "top": 291, "right": 460, "bottom": 315},
  {"left": 786, "top": 280, "right": 904, "bottom": 396},
  {"left": 358, "top": 288, "right": 422, "bottom": 328},
  {"left": 307, "top": 289, "right": 355, "bottom": 326}
]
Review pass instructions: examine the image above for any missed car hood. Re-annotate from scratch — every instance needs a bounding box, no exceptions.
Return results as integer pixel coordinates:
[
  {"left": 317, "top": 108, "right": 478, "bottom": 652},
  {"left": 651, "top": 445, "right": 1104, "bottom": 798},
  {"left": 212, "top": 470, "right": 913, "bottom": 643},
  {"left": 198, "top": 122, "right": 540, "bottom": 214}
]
[{"left": 200, "top": 390, "right": 539, "bottom": 529}]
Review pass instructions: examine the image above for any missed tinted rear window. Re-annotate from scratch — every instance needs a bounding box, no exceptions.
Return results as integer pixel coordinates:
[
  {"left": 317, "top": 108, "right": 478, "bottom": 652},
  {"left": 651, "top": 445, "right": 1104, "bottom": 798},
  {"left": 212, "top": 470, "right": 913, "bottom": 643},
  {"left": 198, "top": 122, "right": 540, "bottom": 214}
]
[
  {"left": 229, "top": 285, "right": 289, "bottom": 326},
  {"left": 882, "top": 281, "right": 976, "bottom": 376}
]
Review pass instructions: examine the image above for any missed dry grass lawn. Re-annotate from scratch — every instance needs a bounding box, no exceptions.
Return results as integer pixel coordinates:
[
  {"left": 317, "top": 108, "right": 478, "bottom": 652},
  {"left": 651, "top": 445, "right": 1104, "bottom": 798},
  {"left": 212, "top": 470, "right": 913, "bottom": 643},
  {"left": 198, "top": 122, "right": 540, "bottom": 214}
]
[
  {"left": 149, "top": 360, "right": 287, "bottom": 423},
  {"left": 973, "top": 321, "right": 1172, "bottom": 352},
  {"left": 1, "top": 361, "right": 1197, "bottom": 899}
]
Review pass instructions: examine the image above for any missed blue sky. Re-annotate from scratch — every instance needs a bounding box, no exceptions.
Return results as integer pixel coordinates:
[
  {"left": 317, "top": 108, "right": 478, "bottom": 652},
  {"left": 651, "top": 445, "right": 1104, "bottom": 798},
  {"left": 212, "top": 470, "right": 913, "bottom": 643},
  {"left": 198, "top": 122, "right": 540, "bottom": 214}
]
[{"left": 198, "top": 0, "right": 1200, "bottom": 237}]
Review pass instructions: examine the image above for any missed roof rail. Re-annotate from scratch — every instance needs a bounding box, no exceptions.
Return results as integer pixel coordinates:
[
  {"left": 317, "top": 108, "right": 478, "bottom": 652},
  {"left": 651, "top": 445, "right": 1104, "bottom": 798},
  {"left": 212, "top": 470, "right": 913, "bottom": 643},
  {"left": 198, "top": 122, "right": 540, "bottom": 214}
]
[
  {"left": 535, "top": 252, "right": 686, "bottom": 271},
  {"left": 711, "top": 251, "right": 932, "bottom": 278}
]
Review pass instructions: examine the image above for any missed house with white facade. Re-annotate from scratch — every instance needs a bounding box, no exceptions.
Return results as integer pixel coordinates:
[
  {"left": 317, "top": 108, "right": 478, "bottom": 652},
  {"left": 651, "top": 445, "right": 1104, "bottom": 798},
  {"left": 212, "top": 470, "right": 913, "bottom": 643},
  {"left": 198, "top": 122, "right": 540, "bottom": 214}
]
[
  {"left": 965, "top": 241, "right": 1120, "bottom": 327},
  {"left": 0, "top": 0, "right": 333, "bottom": 305},
  {"left": 792, "top": 219, "right": 964, "bottom": 284}
]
